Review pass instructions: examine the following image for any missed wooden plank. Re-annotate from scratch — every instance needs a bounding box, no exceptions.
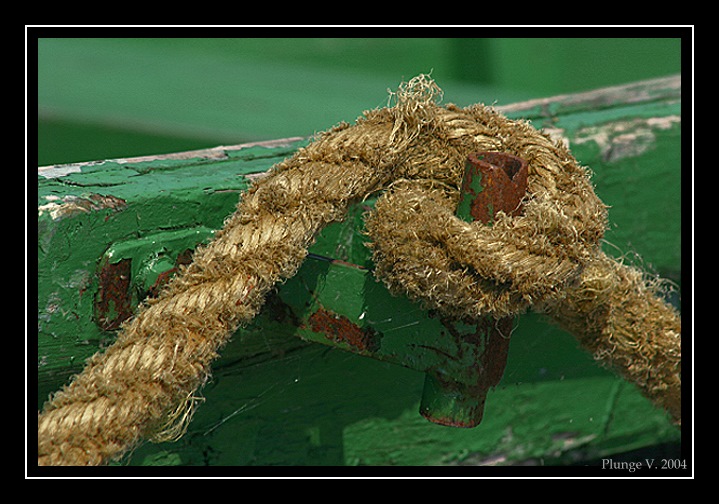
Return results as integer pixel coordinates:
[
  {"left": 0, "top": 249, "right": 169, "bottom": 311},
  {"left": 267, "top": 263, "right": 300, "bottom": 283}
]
[{"left": 36, "top": 77, "right": 683, "bottom": 468}]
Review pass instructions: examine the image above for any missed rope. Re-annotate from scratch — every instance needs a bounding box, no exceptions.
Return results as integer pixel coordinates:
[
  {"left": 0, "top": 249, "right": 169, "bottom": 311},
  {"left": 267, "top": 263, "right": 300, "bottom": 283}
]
[{"left": 37, "top": 75, "right": 681, "bottom": 466}]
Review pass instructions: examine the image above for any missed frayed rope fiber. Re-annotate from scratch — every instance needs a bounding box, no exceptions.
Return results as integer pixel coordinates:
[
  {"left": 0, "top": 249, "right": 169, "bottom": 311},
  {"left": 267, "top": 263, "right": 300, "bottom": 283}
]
[{"left": 37, "top": 75, "right": 681, "bottom": 466}]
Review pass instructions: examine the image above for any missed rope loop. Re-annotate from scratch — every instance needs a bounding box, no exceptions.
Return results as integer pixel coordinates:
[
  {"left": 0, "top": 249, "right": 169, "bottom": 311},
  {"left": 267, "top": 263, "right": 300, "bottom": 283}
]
[{"left": 366, "top": 100, "right": 608, "bottom": 320}]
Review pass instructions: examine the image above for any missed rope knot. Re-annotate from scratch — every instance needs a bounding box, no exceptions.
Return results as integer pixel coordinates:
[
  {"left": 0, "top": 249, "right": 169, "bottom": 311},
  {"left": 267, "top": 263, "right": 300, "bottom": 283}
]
[{"left": 366, "top": 95, "right": 608, "bottom": 321}]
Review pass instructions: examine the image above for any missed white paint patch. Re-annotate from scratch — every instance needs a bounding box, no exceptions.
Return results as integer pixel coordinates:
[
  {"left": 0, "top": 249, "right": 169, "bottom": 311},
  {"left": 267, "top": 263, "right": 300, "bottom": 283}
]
[
  {"left": 37, "top": 165, "right": 84, "bottom": 179},
  {"left": 38, "top": 194, "right": 127, "bottom": 220},
  {"left": 573, "top": 115, "right": 681, "bottom": 163}
]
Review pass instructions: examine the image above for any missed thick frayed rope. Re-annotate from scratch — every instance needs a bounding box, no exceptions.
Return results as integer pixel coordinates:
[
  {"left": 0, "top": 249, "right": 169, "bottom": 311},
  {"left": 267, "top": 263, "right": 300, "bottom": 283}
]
[
  {"left": 37, "top": 75, "right": 681, "bottom": 466},
  {"left": 366, "top": 102, "right": 607, "bottom": 320}
]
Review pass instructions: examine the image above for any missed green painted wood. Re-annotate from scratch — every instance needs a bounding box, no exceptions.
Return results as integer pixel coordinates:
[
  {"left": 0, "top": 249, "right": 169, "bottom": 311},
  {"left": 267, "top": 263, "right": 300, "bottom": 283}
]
[{"left": 36, "top": 76, "right": 683, "bottom": 467}]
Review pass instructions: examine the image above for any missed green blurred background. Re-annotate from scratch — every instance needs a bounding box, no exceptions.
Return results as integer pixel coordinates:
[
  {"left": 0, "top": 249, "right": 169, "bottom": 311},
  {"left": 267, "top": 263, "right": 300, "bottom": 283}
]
[{"left": 37, "top": 37, "right": 681, "bottom": 166}]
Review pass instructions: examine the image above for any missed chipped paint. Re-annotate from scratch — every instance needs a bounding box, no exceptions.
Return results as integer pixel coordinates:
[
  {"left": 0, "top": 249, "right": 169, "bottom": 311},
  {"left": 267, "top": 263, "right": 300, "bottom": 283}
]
[
  {"left": 38, "top": 193, "right": 127, "bottom": 220},
  {"left": 37, "top": 164, "right": 84, "bottom": 179},
  {"left": 573, "top": 115, "right": 681, "bottom": 162}
]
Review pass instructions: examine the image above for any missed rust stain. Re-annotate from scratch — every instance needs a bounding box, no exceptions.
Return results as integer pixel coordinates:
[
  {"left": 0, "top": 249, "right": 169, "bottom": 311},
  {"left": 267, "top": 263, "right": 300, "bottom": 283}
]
[
  {"left": 478, "top": 317, "right": 513, "bottom": 387},
  {"left": 462, "top": 152, "right": 529, "bottom": 224},
  {"left": 94, "top": 258, "right": 134, "bottom": 331},
  {"left": 308, "top": 307, "right": 381, "bottom": 353}
]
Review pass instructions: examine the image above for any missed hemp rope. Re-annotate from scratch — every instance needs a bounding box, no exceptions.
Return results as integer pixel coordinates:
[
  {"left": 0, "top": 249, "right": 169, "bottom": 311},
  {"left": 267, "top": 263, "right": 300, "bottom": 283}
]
[{"left": 37, "top": 75, "right": 681, "bottom": 466}]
